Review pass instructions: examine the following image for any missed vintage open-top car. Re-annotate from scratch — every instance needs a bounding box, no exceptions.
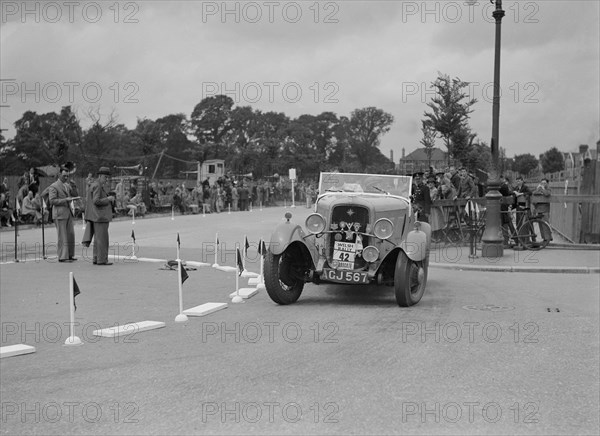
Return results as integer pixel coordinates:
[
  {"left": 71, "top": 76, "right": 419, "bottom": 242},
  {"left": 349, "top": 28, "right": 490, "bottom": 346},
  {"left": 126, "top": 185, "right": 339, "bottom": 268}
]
[{"left": 264, "top": 172, "right": 432, "bottom": 307}]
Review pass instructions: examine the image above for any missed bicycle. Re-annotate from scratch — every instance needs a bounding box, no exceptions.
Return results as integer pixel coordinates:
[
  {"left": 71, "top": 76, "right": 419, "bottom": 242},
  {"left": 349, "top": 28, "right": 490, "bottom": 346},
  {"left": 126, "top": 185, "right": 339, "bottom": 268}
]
[{"left": 475, "top": 198, "right": 553, "bottom": 251}]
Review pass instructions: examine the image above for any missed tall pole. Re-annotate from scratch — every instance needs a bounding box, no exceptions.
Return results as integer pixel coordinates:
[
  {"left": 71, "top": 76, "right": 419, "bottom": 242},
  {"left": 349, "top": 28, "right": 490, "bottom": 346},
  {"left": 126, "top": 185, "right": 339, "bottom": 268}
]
[{"left": 481, "top": 0, "right": 505, "bottom": 258}]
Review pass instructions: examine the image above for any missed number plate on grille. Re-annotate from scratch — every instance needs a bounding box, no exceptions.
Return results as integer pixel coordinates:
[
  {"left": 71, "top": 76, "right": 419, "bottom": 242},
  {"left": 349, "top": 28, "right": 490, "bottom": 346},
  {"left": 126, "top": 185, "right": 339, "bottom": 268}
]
[{"left": 321, "top": 268, "right": 369, "bottom": 284}]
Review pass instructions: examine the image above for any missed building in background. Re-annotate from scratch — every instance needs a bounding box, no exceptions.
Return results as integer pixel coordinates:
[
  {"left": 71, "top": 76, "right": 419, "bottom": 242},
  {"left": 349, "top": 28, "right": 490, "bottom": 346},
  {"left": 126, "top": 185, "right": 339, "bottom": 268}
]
[{"left": 396, "top": 147, "right": 448, "bottom": 175}]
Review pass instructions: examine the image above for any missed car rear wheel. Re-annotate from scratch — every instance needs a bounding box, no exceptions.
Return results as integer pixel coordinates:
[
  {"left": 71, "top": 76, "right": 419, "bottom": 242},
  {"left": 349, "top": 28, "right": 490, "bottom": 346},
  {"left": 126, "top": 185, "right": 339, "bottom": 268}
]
[
  {"left": 394, "top": 251, "right": 428, "bottom": 307},
  {"left": 264, "top": 249, "right": 305, "bottom": 305}
]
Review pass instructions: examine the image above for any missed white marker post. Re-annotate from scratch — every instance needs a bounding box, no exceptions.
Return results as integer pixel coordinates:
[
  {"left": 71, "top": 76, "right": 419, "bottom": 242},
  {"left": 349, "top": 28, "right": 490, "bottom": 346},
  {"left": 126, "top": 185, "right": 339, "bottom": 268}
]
[
  {"left": 132, "top": 208, "right": 135, "bottom": 225},
  {"left": 171, "top": 206, "right": 175, "bottom": 220},
  {"left": 82, "top": 213, "right": 86, "bottom": 230},
  {"left": 65, "top": 272, "right": 82, "bottom": 346},
  {"left": 212, "top": 232, "right": 219, "bottom": 267},
  {"left": 130, "top": 231, "right": 137, "bottom": 261},
  {"left": 232, "top": 247, "right": 244, "bottom": 304},
  {"left": 175, "top": 239, "right": 188, "bottom": 323}
]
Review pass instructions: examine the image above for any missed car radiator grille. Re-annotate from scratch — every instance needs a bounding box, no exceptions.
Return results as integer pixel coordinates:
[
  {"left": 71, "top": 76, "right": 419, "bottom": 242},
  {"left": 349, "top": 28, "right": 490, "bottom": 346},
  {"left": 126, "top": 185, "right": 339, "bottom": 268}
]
[{"left": 329, "top": 206, "right": 370, "bottom": 269}]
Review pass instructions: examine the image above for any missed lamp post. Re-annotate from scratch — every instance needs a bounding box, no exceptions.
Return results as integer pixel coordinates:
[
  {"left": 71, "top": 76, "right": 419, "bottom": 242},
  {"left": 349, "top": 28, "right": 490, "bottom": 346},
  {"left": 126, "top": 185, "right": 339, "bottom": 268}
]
[{"left": 481, "top": 0, "right": 505, "bottom": 258}]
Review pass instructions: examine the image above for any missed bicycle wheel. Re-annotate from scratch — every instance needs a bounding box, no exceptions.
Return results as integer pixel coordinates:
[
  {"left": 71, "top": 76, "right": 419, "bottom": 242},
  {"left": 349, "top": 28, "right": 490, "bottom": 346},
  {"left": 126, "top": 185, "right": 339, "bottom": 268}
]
[{"left": 518, "top": 219, "right": 552, "bottom": 250}]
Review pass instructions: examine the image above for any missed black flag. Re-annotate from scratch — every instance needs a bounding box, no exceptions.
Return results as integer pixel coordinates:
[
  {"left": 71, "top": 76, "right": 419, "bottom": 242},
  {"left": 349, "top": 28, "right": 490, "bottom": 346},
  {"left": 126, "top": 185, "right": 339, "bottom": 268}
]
[
  {"left": 131, "top": 229, "right": 136, "bottom": 243},
  {"left": 244, "top": 236, "right": 250, "bottom": 255},
  {"left": 236, "top": 248, "right": 244, "bottom": 276},
  {"left": 177, "top": 232, "right": 181, "bottom": 248},
  {"left": 73, "top": 276, "right": 81, "bottom": 311},
  {"left": 258, "top": 239, "right": 267, "bottom": 256},
  {"left": 180, "top": 260, "right": 189, "bottom": 284}
]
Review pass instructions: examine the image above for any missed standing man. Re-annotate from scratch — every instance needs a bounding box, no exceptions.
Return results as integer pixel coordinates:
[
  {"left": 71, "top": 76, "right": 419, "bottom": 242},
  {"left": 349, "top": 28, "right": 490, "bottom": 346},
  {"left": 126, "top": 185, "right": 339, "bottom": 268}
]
[
  {"left": 48, "top": 166, "right": 76, "bottom": 262},
  {"left": 456, "top": 167, "right": 478, "bottom": 199},
  {"left": 83, "top": 167, "right": 115, "bottom": 266},
  {"left": 513, "top": 176, "right": 532, "bottom": 229},
  {"left": 411, "top": 172, "right": 431, "bottom": 223}
]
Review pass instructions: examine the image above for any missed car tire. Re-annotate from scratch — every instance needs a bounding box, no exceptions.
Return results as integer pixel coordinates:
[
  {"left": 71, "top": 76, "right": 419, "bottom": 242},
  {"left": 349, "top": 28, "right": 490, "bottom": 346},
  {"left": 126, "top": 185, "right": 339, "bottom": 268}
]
[
  {"left": 394, "top": 251, "right": 428, "bottom": 307},
  {"left": 264, "top": 249, "right": 304, "bottom": 305}
]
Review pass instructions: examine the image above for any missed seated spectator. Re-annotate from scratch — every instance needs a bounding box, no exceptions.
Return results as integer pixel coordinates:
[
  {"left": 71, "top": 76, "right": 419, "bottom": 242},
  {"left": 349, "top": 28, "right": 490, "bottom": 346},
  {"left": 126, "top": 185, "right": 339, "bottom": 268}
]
[
  {"left": 173, "top": 187, "right": 185, "bottom": 214},
  {"left": 33, "top": 192, "right": 49, "bottom": 224},
  {"left": 127, "top": 192, "right": 147, "bottom": 217},
  {"left": 0, "top": 193, "right": 14, "bottom": 227},
  {"left": 21, "top": 190, "right": 38, "bottom": 223}
]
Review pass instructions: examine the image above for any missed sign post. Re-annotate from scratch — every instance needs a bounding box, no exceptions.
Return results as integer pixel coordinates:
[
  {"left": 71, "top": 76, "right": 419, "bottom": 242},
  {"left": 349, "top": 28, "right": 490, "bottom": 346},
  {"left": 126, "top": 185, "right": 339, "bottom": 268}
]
[{"left": 289, "top": 168, "right": 296, "bottom": 208}]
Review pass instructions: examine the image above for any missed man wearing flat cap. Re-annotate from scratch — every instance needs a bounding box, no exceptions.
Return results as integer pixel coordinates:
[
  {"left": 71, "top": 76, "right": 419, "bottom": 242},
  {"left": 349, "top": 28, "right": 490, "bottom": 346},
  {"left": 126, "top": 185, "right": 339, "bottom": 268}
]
[
  {"left": 82, "top": 167, "right": 115, "bottom": 265},
  {"left": 48, "top": 165, "right": 77, "bottom": 262}
]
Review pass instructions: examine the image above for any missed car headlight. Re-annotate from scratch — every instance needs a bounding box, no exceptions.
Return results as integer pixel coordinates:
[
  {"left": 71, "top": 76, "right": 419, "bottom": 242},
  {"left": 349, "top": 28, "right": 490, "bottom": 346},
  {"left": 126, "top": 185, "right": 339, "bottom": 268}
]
[
  {"left": 362, "top": 246, "right": 379, "bottom": 262},
  {"left": 373, "top": 218, "right": 394, "bottom": 239},
  {"left": 305, "top": 213, "right": 326, "bottom": 234}
]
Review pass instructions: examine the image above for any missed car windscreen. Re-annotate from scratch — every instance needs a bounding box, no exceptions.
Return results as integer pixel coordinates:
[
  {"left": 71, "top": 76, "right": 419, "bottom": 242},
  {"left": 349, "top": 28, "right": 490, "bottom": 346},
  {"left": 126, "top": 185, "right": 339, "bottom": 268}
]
[{"left": 318, "top": 172, "right": 412, "bottom": 198}]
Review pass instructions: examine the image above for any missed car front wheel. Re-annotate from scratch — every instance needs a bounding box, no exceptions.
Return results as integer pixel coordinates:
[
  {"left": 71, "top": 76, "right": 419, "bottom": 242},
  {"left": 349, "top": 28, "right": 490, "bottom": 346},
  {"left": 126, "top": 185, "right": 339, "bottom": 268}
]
[
  {"left": 264, "top": 249, "right": 305, "bottom": 305},
  {"left": 394, "top": 251, "right": 428, "bottom": 307}
]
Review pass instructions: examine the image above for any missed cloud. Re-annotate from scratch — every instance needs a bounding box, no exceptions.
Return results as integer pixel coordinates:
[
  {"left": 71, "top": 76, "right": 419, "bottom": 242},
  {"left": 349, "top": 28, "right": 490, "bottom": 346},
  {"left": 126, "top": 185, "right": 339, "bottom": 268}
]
[{"left": 1, "top": 0, "right": 598, "bottom": 161}]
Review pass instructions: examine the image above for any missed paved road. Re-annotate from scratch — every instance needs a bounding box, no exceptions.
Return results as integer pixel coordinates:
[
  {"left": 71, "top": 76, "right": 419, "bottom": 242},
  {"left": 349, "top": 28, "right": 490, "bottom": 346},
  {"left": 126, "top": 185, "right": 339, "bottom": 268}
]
[{"left": 1, "top": 207, "right": 598, "bottom": 435}]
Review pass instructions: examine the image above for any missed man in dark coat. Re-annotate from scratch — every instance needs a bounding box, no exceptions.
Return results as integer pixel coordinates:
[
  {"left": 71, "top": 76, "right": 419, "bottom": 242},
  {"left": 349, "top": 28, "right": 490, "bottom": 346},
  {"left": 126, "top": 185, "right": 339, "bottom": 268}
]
[
  {"left": 412, "top": 172, "right": 431, "bottom": 223},
  {"left": 83, "top": 167, "right": 115, "bottom": 265},
  {"left": 513, "top": 176, "right": 532, "bottom": 229},
  {"left": 48, "top": 166, "right": 76, "bottom": 262}
]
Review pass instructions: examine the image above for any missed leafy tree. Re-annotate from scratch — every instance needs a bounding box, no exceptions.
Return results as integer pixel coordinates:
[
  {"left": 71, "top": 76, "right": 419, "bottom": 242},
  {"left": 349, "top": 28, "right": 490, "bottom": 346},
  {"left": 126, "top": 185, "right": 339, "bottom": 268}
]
[
  {"left": 11, "top": 106, "right": 82, "bottom": 168},
  {"left": 423, "top": 73, "right": 477, "bottom": 161},
  {"left": 190, "top": 95, "right": 234, "bottom": 158},
  {"left": 155, "top": 113, "right": 194, "bottom": 178},
  {"left": 513, "top": 153, "right": 539, "bottom": 177},
  {"left": 540, "top": 147, "right": 564, "bottom": 173},
  {"left": 462, "top": 141, "right": 491, "bottom": 175},
  {"left": 347, "top": 107, "right": 394, "bottom": 171},
  {"left": 420, "top": 120, "right": 437, "bottom": 168}
]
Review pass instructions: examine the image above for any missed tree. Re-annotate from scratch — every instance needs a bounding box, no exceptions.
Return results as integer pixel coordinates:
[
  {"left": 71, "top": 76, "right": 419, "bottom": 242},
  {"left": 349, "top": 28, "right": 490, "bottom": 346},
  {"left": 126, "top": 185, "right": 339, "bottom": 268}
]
[
  {"left": 423, "top": 73, "right": 477, "bottom": 161},
  {"left": 11, "top": 106, "right": 83, "bottom": 168},
  {"left": 154, "top": 113, "right": 194, "bottom": 178},
  {"left": 346, "top": 107, "right": 394, "bottom": 171},
  {"left": 540, "top": 147, "right": 564, "bottom": 174},
  {"left": 190, "top": 95, "right": 234, "bottom": 158},
  {"left": 513, "top": 153, "right": 539, "bottom": 177},
  {"left": 420, "top": 120, "right": 437, "bottom": 168}
]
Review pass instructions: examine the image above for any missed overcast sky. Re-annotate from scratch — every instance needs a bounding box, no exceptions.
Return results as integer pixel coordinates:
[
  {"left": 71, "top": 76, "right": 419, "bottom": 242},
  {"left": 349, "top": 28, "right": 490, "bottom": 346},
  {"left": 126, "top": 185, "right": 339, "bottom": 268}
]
[{"left": 1, "top": 0, "right": 599, "bottom": 162}]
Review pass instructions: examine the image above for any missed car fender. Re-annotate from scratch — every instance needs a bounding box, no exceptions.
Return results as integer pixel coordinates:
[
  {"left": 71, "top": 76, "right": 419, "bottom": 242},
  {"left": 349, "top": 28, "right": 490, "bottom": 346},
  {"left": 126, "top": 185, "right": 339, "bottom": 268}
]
[
  {"left": 269, "top": 221, "right": 309, "bottom": 256},
  {"left": 400, "top": 221, "right": 431, "bottom": 261}
]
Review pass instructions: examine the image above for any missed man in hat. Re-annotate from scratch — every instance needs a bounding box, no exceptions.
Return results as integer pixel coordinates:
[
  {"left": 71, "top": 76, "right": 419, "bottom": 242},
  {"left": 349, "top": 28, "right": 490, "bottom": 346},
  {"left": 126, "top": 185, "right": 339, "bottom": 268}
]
[
  {"left": 411, "top": 172, "right": 431, "bottom": 223},
  {"left": 48, "top": 166, "right": 76, "bottom": 262},
  {"left": 83, "top": 167, "right": 115, "bottom": 265}
]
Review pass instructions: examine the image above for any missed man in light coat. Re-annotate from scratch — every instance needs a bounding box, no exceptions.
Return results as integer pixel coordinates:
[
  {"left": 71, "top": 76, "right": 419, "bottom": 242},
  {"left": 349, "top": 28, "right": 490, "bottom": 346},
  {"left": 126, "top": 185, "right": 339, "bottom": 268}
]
[{"left": 48, "top": 166, "right": 76, "bottom": 262}]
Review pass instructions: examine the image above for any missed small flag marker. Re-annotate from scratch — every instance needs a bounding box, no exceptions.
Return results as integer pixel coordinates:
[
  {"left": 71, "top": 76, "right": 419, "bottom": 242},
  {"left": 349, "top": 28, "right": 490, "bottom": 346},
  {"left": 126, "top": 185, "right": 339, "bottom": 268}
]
[
  {"left": 175, "top": 233, "right": 188, "bottom": 322},
  {"left": 212, "top": 233, "right": 220, "bottom": 267},
  {"left": 65, "top": 272, "right": 82, "bottom": 346},
  {"left": 129, "top": 229, "right": 137, "bottom": 260}
]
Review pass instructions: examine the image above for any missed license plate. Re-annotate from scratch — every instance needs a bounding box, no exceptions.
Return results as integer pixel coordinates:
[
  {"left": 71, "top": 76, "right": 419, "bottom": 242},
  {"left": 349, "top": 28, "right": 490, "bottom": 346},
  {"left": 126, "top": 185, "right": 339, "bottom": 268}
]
[{"left": 321, "top": 268, "right": 369, "bottom": 284}]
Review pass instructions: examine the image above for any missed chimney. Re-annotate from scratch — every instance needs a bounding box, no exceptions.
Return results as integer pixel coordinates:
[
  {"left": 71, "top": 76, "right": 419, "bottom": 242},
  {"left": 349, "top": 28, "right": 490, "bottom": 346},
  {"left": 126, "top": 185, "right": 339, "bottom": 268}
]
[
  {"left": 390, "top": 149, "right": 394, "bottom": 163},
  {"left": 579, "top": 144, "right": 588, "bottom": 155},
  {"left": 402, "top": 147, "right": 405, "bottom": 159}
]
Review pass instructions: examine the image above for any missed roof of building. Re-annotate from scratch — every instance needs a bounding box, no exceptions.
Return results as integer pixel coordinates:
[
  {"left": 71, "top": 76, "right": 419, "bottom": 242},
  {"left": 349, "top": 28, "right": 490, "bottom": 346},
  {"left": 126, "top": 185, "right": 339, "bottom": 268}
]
[{"left": 400, "top": 147, "right": 447, "bottom": 161}]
